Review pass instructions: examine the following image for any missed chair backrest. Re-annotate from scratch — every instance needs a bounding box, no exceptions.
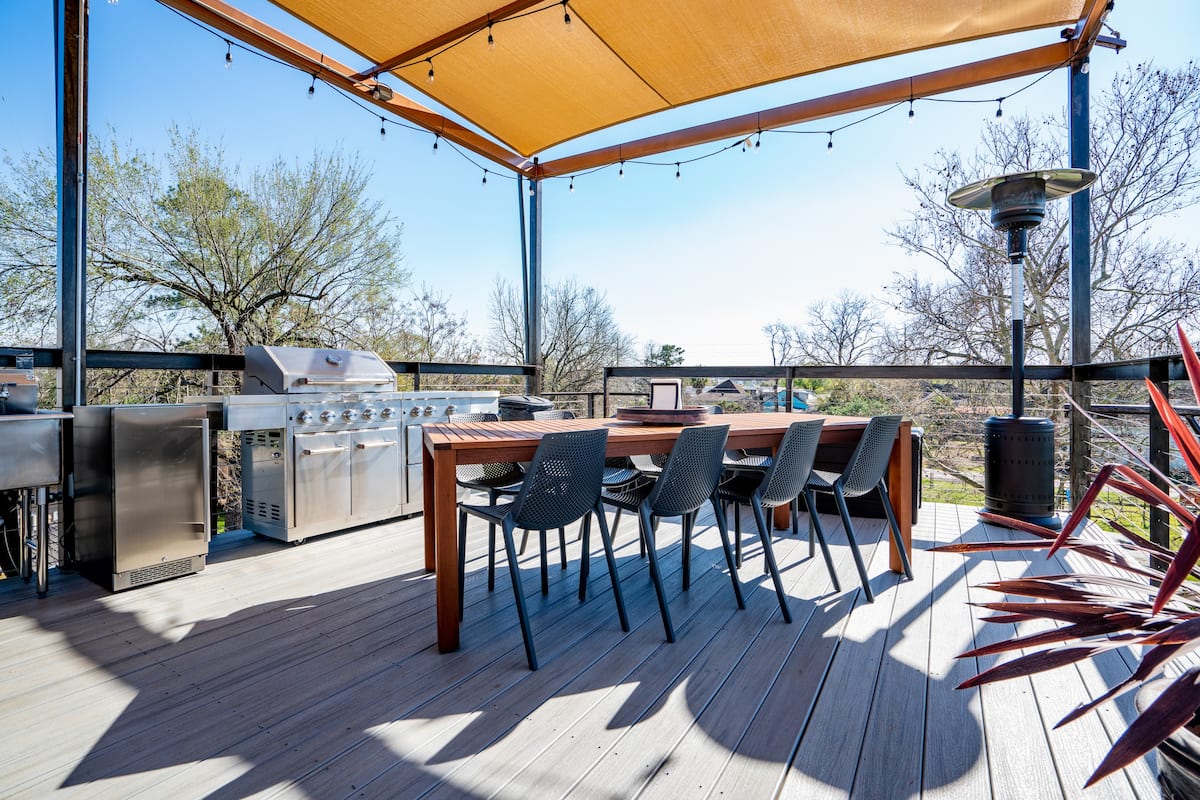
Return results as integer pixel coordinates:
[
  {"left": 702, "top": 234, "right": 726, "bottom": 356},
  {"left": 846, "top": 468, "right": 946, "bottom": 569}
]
[
  {"left": 757, "top": 419, "right": 824, "bottom": 506},
  {"left": 646, "top": 424, "right": 730, "bottom": 517},
  {"left": 839, "top": 415, "right": 903, "bottom": 498},
  {"left": 510, "top": 429, "right": 608, "bottom": 530},
  {"left": 449, "top": 412, "right": 499, "bottom": 423},
  {"left": 448, "top": 412, "right": 514, "bottom": 481},
  {"left": 532, "top": 409, "right": 576, "bottom": 420}
]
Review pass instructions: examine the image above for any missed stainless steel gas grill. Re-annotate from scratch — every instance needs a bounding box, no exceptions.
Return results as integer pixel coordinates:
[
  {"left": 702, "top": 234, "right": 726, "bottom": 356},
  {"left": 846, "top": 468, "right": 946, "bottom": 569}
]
[{"left": 189, "top": 345, "right": 497, "bottom": 543}]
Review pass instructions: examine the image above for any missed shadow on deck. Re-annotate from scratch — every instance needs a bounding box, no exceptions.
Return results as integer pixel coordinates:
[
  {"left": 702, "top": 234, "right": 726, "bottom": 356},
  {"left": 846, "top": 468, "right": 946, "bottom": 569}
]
[{"left": 0, "top": 503, "right": 1160, "bottom": 799}]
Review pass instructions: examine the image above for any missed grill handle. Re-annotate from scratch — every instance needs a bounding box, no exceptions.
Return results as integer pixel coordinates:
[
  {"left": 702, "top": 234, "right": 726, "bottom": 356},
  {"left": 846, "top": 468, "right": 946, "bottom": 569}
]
[
  {"left": 299, "top": 378, "right": 393, "bottom": 386},
  {"left": 301, "top": 446, "right": 348, "bottom": 456},
  {"left": 356, "top": 441, "right": 397, "bottom": 450}
]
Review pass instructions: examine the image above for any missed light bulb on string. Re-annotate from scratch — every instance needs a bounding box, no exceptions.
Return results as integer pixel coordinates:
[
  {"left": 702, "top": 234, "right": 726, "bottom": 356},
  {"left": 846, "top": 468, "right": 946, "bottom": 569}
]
[
  {"left": 379, "top": 117, "right": 386, "bottom": 140},
  {"left": 675, "top": 163, "right": 681, "bottom": 181},
  {"left": 528, "top": 181, "right": 536, "bottom": 197},
  {"left": 1080, "top": 59, "right": 1090, "bottom": 74},
  {"left": 432, "top": 134, "right": 439, "bottom": 154},
  {"left": 487, "top": 22, "right": 495, "bottom": 50},
  {"left": 307, "top": 75, "right": 316, "bottom": 100},
  {"left": 562, "top": 1, "right": 572, "bottom": 30},
  {"left": 908, "top": 100, "right": 915, "bottom": 122},
  {"left": 755, "top": 131, "right": 761, "bottom": 149},
  {"left": 482, "top": 170, "right": 488, "bottom": 186},
  {"left": 569, "top": 176, "right": 575, "bottom": 193},
  {"left": 426, "top": 59, "right": 435, "bottom": 83},
  {"left": 826, "top": 132, "right": 834, "bottom": 154},
  {"left": 995, "top": 98, "right": 1004, "bottom": 118},
  {"left": 224, "top": 40, "right": 232, "bottom": 70},
  {"left": 618, "top": 161, "right": 624, "bottom": 180}
]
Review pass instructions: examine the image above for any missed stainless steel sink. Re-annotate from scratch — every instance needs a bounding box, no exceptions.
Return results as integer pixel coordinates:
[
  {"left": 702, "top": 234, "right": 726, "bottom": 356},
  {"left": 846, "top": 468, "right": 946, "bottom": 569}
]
[{"left": 0, "top": 411, "right": 71, "bottom": 491}]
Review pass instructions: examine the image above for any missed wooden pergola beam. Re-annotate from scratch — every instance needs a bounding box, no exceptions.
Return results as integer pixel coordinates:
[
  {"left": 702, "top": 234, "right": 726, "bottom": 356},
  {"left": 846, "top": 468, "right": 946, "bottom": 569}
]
[
  {"left": 158, "top": 0, "right": 531, "bottom": 173},
  {"left": 536, "top": 40, "right": 1079, "bottom": 178},
  {"left": 349, "top": 0, "right": 546, "bottom": 81}
]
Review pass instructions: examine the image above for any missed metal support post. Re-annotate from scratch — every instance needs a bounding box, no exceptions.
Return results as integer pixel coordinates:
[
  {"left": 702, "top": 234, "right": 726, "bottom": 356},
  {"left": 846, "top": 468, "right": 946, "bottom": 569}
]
[
  {"left": 1148, "top": 359, "right": 1171, "bottom": 555},
  {"left": 1068, "top": 57, "right": 1092, "bottom": 509},
  {"left": 55, "top": 0, "right": 89, "bottom": 563},
  {"left": 526, "top": 164, "right": 543, "bottom": 397}
]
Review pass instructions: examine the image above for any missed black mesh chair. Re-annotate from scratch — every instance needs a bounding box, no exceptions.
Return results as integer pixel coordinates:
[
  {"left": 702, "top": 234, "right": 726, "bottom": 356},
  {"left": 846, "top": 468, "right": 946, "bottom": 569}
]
[
  {"left": 450, "top": 412, "right": 525, "bottom": 599},
  {"left": 600, "top": 424, "right": 743, "bottom": 642},
  {"left": 534, "top": 407, "right": 642, "bottom": 539},
  {"left": 805, "top": 414, "right": 914, "bottom": 603},
  {"left": 458, "top": 428, "right": 628, "bottom": 670},
  {"left": 716, "top": 419, "right": 832, "bottom": 621}
]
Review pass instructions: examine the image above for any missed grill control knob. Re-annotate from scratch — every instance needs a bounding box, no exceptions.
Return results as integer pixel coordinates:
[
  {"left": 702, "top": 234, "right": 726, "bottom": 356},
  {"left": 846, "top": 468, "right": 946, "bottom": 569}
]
[
  {"left": 380, "top": 407, "right": 395, "bottom": 419},
  {"left": 297, "top": 410, "right": 313, "bottom": 424},
  {"left": 342, "top": 409, "right": 359, "bottom": 422},
  {"left": 319, "top": 409, "right": 337, "bottom": 423},
  {"left": 445, "top": 404, "right": 456, "bottom": 415},
  {"left": 409, "top": 407, "right": 421, "bottom": 417},
  {"left": 424, "top": 405, "right": 436, "bottom": 416},
  {"left": 362, "top": 407, "right": 377, "bottom": 420}
]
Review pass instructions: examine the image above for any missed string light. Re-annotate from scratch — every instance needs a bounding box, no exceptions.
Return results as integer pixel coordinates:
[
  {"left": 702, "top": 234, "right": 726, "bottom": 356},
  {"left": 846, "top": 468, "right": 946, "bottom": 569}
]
[
  {"left": 742, "top": 136, "right": 753, "bottom": 153},
  {"left": 562, "top": 1, "right": 572, "bottom": 30},
  {"left": 528, "top": 181, "right": 536, "bottom": 197},
  {"left": 426, "top": 58, "right": 435, "bottom": 83},
  {"left": 1080, "top": 59, "right": 1090, "bottom": 74},
  {"left": 569, "top": 176, "right": 575, "bottom": 192},
  {"left": 675, "top": 162, "right": 680, "bottom": 180},
  {"left": 755, "top": 131, "right": 761, "bottom": 149},
  {"left": 482, "top": 169, "right": 488, "bottom": 186},
  {"left": 487, "top": 21, "right": 495, "bottom": 50},
  {"left": 307, "top": 74, "right": 316, "bottom": 99},
  {"left": 618, "top": 160, "right": 624, "bottom": 179},
  {"left": 433, "top": 133, "right": 439, "bottom": 154},
  {"left": 827, "top": 132, "right": 834, "bottom": 153},
  {"left": 908, "top": 77, "right": 914, "bottom": 123},
  {"left": 995, "top": 98, "right": 1004, "bottom": 118},
  {"left": 224, "top": 40, "right": 232, "bottom": 69},
  {"left": 379, "top": 116, "right": 386, "bottom": 139}
]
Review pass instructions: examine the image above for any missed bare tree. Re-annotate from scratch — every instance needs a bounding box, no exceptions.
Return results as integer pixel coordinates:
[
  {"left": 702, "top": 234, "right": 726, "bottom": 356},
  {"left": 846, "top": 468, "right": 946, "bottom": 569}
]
[
  {"left": 488, "top": 277, "right": 634, "bottom": 392},
  {"left": 795, "top": 290, "right": 883, "bottom": 365},
  {"left": 887, "top": 63, "right": 1200, "bottom": 365}
]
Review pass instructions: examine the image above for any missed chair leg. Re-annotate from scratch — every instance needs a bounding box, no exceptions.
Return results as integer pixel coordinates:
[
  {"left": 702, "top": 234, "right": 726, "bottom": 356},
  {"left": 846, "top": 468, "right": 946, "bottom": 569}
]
[
  {"left": 579, "top": 514, "right": 592, "bottom": 601},
  {"left": 539, "top": 530, "right": 549, "bottom": 595},
  {"left": 519, "top": 529, "right": 530, "bottom": 555},
  {"left": 594, "top": 505, "right": 629, "bottom": 631},
  {"left": 639, "top": 506, "right": 675, "bottom": 642},
  {"left": 750, "top": 500, "right": 791, "bottom": 623},
  {"left": 877, "top": 480, "right": 914, "bottom": 579},
  {"left": 500, "top": 519, "right": 537, "bottom": 670},
  {"left": 559, "top": 527, "right": 568, "bottom": 570},
  {"left": 487, "top": 523, "right": 496, "bottom": 592},
  {"left": 681, "top": 511, "right": 693, "bottom": 590},
  {"left": 710, "top": 496, "right": 745, "bottom": 609},
  {"left": 833, "top": 486, "right": 874, "bottom": 603},
  {"left": 734, "top": 502, "right": 743, "bottom": 567},
  {"left": 804, "top": 488, "right": 840, "bottom": 592},
  {"left": 458, "top": 508, "right": 468, "bottom": 621}
]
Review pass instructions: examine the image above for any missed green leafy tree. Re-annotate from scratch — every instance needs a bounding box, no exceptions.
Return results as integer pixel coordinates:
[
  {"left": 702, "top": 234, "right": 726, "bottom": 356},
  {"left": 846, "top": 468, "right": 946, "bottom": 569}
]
[{"left": 642, "top": 342, "right": 686, "bottom": 366}]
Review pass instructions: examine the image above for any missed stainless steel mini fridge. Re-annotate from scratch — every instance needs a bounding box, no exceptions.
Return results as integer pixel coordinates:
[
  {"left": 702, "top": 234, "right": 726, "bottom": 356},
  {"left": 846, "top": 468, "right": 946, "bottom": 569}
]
[{"left": 72, "top": 404, "right": 210, "bottom": 591}]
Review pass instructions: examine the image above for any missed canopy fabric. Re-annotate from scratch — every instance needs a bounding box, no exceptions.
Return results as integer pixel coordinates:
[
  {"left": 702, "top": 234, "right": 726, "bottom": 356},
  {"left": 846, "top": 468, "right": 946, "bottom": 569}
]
[{"left": 269, "top": 0, "right": 1088, "bottom": 157}]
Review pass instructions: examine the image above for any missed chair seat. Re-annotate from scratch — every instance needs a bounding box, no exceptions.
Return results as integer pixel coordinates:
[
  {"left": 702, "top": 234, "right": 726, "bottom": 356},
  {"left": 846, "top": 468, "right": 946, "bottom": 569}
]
[
  {"left": 715, "top": 473, "right": 766, "bottom": 504},
  {"left": 724, "top": 452, "right": 772, "bottom": 471},
  {"left": 600, "top": 482, "right": 654, "bottom": 512},
  {"left": 805, "top": 469, "right": 839, "bottom": 491},
  {"left": 602, "top": 466, "right": 641, "bottom": 487},
  {"left": 457, "top": 466, "right": 525, "bottom": 493},
  {"left": 460, "top": 500, "right": 515, "bottom": 525}
]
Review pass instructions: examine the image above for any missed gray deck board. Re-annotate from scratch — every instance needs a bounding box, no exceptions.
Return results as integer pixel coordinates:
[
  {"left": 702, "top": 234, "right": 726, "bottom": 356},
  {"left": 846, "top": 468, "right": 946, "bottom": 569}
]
[{"left": 0, "top": 502, "right": 1161, "bottom": 799}]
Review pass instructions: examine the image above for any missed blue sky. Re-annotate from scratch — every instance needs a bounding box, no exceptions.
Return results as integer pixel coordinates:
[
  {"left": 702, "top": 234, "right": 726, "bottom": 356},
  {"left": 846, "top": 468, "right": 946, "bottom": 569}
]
[{"left": 2, "top": 1, "right": 1198, "bottom": 363}]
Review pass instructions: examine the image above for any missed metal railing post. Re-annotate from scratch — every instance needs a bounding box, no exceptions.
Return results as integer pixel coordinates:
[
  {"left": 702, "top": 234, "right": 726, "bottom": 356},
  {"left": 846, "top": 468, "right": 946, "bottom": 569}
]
[{"left": 1148, "top": 359, "right": 1171, "bottom": 552}]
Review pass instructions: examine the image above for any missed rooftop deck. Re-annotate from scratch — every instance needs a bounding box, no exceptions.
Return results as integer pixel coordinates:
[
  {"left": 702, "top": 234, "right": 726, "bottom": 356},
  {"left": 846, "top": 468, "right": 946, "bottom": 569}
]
[{"left": 0, "top": 502, "right": 1162, "bottom": 799}]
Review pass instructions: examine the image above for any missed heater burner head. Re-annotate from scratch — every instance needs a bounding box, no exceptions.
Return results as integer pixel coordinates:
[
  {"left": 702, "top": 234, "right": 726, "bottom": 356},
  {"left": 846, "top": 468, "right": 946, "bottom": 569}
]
[{"left": 948, "top": 168, "right": 1096, "bottom": 230}]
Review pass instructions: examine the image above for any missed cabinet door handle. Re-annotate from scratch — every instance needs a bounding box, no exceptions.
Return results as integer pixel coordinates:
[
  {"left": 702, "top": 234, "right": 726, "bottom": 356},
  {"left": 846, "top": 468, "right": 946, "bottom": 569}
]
[
  {"left": 302, "top": 446, "right": 347, "bottom": 456},
  {"left": 356, "top": 441, "right": 397, "bottom": 450}
]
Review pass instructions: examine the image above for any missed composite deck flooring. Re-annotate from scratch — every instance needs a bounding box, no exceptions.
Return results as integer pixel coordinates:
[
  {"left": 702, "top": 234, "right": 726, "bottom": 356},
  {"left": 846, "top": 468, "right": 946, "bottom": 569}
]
[{"left": 0, "top": 501, "right": 1163, "bottom": 799}]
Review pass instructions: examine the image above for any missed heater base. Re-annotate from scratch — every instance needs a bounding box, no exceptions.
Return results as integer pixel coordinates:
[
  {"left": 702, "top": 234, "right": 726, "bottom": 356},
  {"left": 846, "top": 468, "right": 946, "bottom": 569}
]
[{"left": 981, "top": 415, "right": 1062, "bottom": 531}]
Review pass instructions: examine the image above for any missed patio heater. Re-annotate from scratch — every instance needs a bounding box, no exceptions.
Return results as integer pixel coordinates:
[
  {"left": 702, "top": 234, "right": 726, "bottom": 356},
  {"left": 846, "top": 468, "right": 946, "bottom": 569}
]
[{"left": 949, "top": 168, "right": 1096, "bottom": 529}]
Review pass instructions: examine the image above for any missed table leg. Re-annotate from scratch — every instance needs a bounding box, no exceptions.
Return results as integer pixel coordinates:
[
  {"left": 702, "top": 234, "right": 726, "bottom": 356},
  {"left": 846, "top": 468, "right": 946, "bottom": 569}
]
[
  {"left": 886, "top": 421, "right": 913, "bottom": 573},
  {"left": 36, "top": 487, "right": 49, "bottom": 597},
  {"left": 423, "top": 443, "right": 436, "bottom": 573},
  {"left": 772, "top": 504, "right": 790, "bottom": 530},
  {"left": 433, "top": 451, "right": 461, "bottom": 652}
]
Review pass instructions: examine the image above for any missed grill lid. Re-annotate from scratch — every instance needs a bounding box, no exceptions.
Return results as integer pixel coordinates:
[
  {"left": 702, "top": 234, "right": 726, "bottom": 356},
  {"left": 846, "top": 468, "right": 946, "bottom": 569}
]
[{"left": 242, "top": 345, "right": 396, "bottom": 395}]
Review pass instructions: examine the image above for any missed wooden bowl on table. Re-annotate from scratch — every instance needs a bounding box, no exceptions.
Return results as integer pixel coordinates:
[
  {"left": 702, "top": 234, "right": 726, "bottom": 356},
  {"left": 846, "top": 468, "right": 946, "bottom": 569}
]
[{"left": 614, "top": 406, "right": 711, "bottom": 425}]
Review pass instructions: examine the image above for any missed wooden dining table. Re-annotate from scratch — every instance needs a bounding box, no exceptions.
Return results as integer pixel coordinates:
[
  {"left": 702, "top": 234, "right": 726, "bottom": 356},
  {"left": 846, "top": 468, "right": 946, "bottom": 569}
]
[{"left": 422, "top": 412, "right": 913, "bottom": 652}]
